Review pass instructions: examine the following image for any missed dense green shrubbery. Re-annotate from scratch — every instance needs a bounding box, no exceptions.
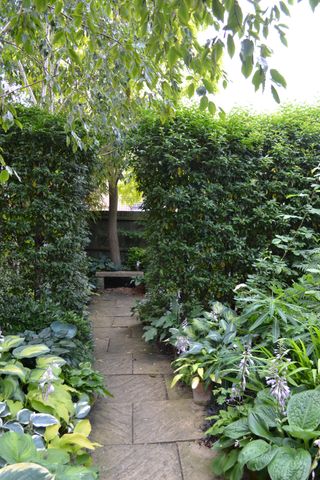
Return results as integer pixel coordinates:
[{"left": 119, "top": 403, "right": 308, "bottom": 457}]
[
  {"left": 0, "top": 106, "right": 98, "bottom": 346},
  {"left": 131, "top": 107, "right": 320, "bottom": 320}
]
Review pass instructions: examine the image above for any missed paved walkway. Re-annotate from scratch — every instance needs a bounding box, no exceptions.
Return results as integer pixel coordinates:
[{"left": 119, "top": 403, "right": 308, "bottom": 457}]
[{"left": 90, "top": 289, "right": 215, "bottom": 480}]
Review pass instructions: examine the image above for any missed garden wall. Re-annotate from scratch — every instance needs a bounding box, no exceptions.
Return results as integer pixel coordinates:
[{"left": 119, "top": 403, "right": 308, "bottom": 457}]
[{"left": 87, "top": 210, "right": 145, "bottom": 260}]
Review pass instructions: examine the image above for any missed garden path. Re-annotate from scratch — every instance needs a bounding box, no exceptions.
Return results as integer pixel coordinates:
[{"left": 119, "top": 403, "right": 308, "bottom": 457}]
[{"left": 90, "top": 289, "right": 216, "bottom": 480}]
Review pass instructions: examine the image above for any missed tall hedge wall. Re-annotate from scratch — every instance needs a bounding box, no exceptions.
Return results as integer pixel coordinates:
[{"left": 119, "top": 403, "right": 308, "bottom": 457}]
[
  {"left": 0, "top": 107, "right": 98, "bottom": 334},
  {"left": 131, "top": 107, "right": 320, "bottom": 314}
]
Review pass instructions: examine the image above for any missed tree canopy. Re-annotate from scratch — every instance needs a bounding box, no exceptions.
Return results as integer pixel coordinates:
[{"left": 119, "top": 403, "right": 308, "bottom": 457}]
[{"left": 1, "top": 1, "right": 319, "bottom": 134}]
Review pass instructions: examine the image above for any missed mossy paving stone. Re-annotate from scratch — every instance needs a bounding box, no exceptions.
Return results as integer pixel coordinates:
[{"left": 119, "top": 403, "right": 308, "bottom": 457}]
[
  {"left": 106, "top": 374, "right": 167, "bottom": 403},
  {"left": 90, "top": 400, "right": 133, "bottom": 445},
  {"left": 133, "top": 399, "right": 205, "bottom": 443},
  {"left": 108, "top": 335, "right": 157, "bottom": 354},
  {"left": 91, "top": 315, "right": 114, "bottom": 328},
  {"left": 93, "top": 444, "right": 183, "bottom": 480}
]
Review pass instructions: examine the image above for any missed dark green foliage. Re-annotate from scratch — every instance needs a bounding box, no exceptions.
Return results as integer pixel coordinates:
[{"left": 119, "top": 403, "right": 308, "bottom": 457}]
[
  {"left": 131, "top": 107, "right": 320, "bottom": 319},
  {"left": 0, "top": 106, "right": 99, "bottom": 349},
  {"left": 126, "top": 247, "right": 146, "bottom": 270}
]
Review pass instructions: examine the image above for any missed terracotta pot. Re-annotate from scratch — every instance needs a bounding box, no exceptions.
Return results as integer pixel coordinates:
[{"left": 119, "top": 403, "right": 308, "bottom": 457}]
[{"left": 192, "top": 381, "right": 212, "bottom": 405}]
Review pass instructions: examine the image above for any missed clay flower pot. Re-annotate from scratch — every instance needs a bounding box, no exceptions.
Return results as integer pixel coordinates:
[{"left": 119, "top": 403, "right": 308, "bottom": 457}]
[{"left": 192, "top": 381, "right": 212, "bottom": 405}]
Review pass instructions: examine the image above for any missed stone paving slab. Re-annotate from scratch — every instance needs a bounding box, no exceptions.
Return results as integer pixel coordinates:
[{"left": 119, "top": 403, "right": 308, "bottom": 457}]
[
  {"left": 164, "top": 375, "right": 193, "bottom": 400},
  {"left": 94, "top": 338, "right": 110, "bottom": 360},
  {"left": 112, "top": 316, "right": 140, "bottom": 327},
  {"left": 178, "top": 442, "right": 217, "bottom": 480},
  {"left": 91, "top": 315, "right": 114, "bottom": 328},
  {"left": 133, "top": 399, "right": 204, "bottom": 443},
  {"left": 107, "top": 375, "right": 167, "bottom": 403},
  {"left": 96, "top": 353, "right": 133, "bottom": 375},
  {"left": 108, "top": 336, "right": 156, "bottom": 354},
  {"left": 93, "top": 444, "right": 183, "bottom": 480},
  {"left": 133, "top": 353, "right": 173, "bottom": 375},
  {"left": 90, "top": 400, "right": 132, "bottom": 445}
]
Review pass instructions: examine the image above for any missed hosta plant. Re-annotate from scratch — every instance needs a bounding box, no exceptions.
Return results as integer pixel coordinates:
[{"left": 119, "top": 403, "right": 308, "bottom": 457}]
[{"left": 212, "top": 389, "right": 320, "bottom": 480}]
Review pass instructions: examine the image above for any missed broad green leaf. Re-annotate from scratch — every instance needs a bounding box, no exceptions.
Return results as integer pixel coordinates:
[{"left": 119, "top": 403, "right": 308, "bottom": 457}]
[
  {"left": 54, "top": 465, "right": 98, "bottom": 480},
  {"left": 241, "top": 39, "right": 254, "bottom": 58},
  {"left": 50, "top": 322, "right": 77, "bottom": 339},
  {"left": 199, "top": 95, "right": 209, "bottom": 111},
  {"left": 287, "top": 390, "right": 320, "bottom": 430},
  {"left": 212, "top": 0, "right": 225, "bottom": 21},
  {"left": 0, "top": 363, "right": 27, "bottom": 382},
  {"left": 167, "top": 47, "right": 179, "bottom": 69},
  {"left": 74, "top": 419, "right": 91, "bottom": 436},
  {"left": 247, "top": 446, "right": 277, "bottom": 471},
  {"left": 30, "top": 413, "right": 59, "bottom": 427},
  {"left": 0, "top": 463, "right": 53, "bottom": 480},
  {"left": 227, "top": 1, "right": 243, "bottom": 33},
  {"left": 224, "top": 418, "right": 250, "bottom": 439},
  {"left": 12, "top": 344, "right": 50, "bottom": 359},
  {"left": 238, "top": 439, "right": 270, "bottom": 466},
  {"left": 0, "top": 432, "right": 37, "bottom": 463},
  {"left": 282, "top": 425, "right": 320, "bottom": 441},
  {"left": 37, "top": 448, "right": 70, "bottom": 467},
  {"left": 59, "top": 433, "right": 100, "bottom": 450},
  {"left": 268, "top": 447, "right": 311, "bottom": 480},
  {"left": 36, "top": 355, "right": 66, "bottom": 367},
  {"left": 270, "top": 69, "right": 287, "bottom": 88},
  {"left": 0, "top": 336, "right": 24, "bottom": 352},
  {"left": 248, "top": 411, "right": 272, "bottom": 441}
]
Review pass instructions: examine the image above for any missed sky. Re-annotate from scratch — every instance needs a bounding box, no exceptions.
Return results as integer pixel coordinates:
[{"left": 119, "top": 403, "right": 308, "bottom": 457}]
[{"left": 203, "top": 2, "right": 320, "bottom": 113}]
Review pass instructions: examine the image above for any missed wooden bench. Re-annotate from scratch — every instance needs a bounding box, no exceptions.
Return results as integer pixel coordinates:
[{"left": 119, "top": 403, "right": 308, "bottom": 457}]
[{"left": 95, "top": 270, "right": 144, "bottom": 290}]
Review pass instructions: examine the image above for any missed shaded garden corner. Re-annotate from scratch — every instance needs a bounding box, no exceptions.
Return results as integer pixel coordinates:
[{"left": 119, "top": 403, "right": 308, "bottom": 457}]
[{"left": 90, "top": 289, "right": 217, "bottom": 480}]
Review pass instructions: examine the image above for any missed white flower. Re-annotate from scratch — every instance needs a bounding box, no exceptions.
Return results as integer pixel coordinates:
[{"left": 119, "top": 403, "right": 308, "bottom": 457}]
[{"left": 233, "top": 283, "right": 247, "bottom": 292}]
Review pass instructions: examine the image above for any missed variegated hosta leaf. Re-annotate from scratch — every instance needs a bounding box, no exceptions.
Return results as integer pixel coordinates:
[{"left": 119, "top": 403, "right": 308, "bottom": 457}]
[
  {"left": 30, "top": 413, "right": 59, "bottom": 427},
  {"left": 12, "top": 344, "right": 50, "bottom": 359},
  {"left": 0, "top": 463, "right": 53, "bottom": 480},
  {"left": 0, "top": 336, "right": 24, "bottom": 353}
]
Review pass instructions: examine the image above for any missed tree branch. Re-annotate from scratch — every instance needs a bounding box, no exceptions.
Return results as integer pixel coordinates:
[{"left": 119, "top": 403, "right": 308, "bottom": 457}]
[
  {"left": 17, "top": 61, "right": 38, "bottom": 105},
  {"left": 0, "top": 75, "right": 59, "bottom": 99}
]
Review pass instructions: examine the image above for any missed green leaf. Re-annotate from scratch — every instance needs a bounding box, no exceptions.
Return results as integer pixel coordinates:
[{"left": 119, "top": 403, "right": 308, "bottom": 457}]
[
  {"left": 241, "top": 57, "right": 253, "bottom": 79},
  {"left": 268, "top": 447, "right": 311, "bottom": 480},
  {"left": 241, "top": 39, "right": 254, "bottom": 58},
  {"left": 34, "top": 0, "right": 47, "bottom": 12},
  {"left": 309, "top": 0, "right": 320, "bottom": 12},
  {"left": 212, "top": 0, "right": 225, "bottom": 21},
  {"left": 224, "top": 418, "right": 250, "bottom": 439},
  {"left": 199, "top": 95, "right": 209, "bottom": 111},
  {"left": 186, "top": 83, "right": 195, "bottom": 98},
  {"left": 270, "top": 69, "right": 287, "bottom": 88},
  {"left": 0, "top": 363, "right": 27, "bottom": 382},
  {"left": 0, "top": 432, "right": 37, "bottom": 463},
  {"left": 287, "top": 389, "right": 320, "bottom": 430},
  {"left": 227, "top": 35, "right": 235, "bottom": 57},
  {"left": 279, "top": 1, "right": 290, "bottom": 16},
  {"left": 36, "top": 355, "right": 66, "bottom": 368},
  {"left": 178, "top": 1, "right": 190, "bottom": 24},
  {"left": 282, "top": 425, "right": 320, "bottom": 441},
  {"left": 54, "top": 465, "right": 98, "bottom": 480},
  {"left": 202, "top": 79, "right": 214, "bottom": 94},
  {"left": 0, "top": 463, "right": 53, "bottom": 480},
  {"left": 238, "top": 439, "right": 271, "bottom": 467},
  {"left": 12, "top": 344, "right": 50, "bottom": 359},
  {"left": 30, "top": 413, "right": 59, "bottom": 427},
  {"left": 248, "top": 411, "right": 272, "bottom": 441},
  {"left": 208, "top": 101, "right": 216, "bottom": 115},
  {"left": 247, "top": 446, "right": 277, "bottom": 471},
  {"left": 0, "top": 336, "right": 24, "bottom": 353},
  {"left": 227, "top": 1, "right": 243, "bottom": 33},
  {"left": 271, "top": 85, "right": 280, "bottom": 104},
  {"left": 167, "top": 47, "right": 179, "bottom": 69},
  {"left": 0, "top": 170, "right": 10, "bottom": 183}
]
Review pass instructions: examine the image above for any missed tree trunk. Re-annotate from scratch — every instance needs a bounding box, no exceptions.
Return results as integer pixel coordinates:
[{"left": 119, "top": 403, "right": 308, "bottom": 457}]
[{"left": 108, "top": 178, "right": 121, "bottom": 266}]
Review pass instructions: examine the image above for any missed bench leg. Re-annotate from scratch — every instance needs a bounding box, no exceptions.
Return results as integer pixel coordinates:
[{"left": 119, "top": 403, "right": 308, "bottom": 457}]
[{"left": 96, "top": 277, "right": 105, "bottom": 290}]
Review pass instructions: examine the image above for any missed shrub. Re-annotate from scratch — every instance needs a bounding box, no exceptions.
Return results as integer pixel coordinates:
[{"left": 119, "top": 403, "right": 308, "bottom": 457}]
[
  {"left": 0, "top": 106, "right": 99, "bottom": 342},
  {"left": 130, "top": 107, "right": 320, "bottom": 319}
]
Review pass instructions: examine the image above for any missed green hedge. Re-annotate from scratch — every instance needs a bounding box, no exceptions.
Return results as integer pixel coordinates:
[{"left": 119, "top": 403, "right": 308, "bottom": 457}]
[
  {"left": 131, "top": 107, "right": 320, "bottom": 315},
  {"left": 0, "top": 106, "right": 98, "bottom": 341}
]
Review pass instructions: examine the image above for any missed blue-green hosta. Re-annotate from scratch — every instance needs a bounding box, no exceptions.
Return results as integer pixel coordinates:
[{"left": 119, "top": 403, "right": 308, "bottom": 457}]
[
  {"left": 212, "top": 389, "right": 320, "bottom": 480},
  {"left": 0, "top": 331, "right": 104, "bottom": 479}
]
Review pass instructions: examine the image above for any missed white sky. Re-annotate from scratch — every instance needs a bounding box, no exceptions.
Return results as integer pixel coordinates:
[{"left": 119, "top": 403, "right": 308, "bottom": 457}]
[{"left": 204, "top": 2, "right": 320, "bottom": 113}]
